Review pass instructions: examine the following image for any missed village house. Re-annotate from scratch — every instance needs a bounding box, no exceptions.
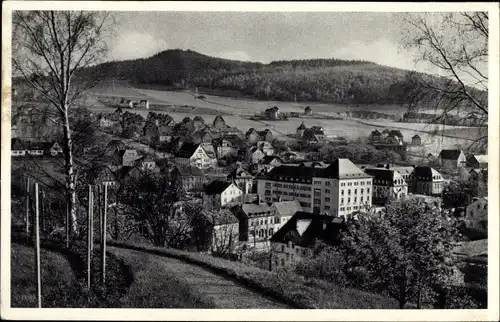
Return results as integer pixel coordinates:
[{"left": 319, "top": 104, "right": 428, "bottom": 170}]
[
  {"left": 258, "top": 129, "right": 274, "bottom": 142},
  {"left": 174, "top": 143, "right": 216, "bottom": 170},
  {"left": 439, "top": 149, "right": 467, "bottom": 169},
  {"left": 143, "top": 121, "right": 159, "bottom": 139},
  {"left": 364, "top": 166, "right": 408, "bottom": 206},
  {"left": 392, "top": 165, "right": 414, "bottom": 182},
  {"left": 409, "top": 166, "right": 445, "bottom": 196},
  {"left": 254, "top": 155, "right": 283, "bottom": 174},
  {"left": 296, "top": 122, "right": 307, "bottom": 137},
  {"left": 83, "top": 164, "right": 119, "bottom": 187},
  {"left": 280, "top": 150, "right": 301, "bottom": 163},
  {"left": 304, "top": 106, "right": 312, "bottom": 116},
  {"left": 411, "top": 135, "right": 422, "bottom": 145},
  {"left": 178, "top": 166, "right": 206, "bottom": 192},
  {"left": 204, "top": 180, "right": 243, "bottom": 209},
  {"left": 11, "top": 138, "right": 27, "bottom": 156},
  {"left": 114, "top": 149, "right": 142, "bottom": 167},
  {"left": 369, "top": 129, "right": 382, "bottom": 142},
  {"left": 465, "top": 197, "right": 488, "bottom": 231},
  {"left": 256, "top": 141, "right": 275, "bottom": 156},
  {"left": 270, "top": 212, "right": 346, "bottom": 270},
  {"left": 203, "top": 209, "right": 240, "bottom": 255},
  {"left": 245, "top": 128, "right": 260, "bottom": 144},
  {"left": 247, "top": 147, "right": 267, "bottom": 165},
  {"left": 212, "top": 115, "right": 227, "bottom": 131},
  {"left": 264, "top": 106, "right": 280, "bottom": 120},
  {"left": 270, "top": 200, "right": 302, "bottom": 231},
  {"left": 98, "top": 114, "right": 119, "bottom": 128},
  {"left": 193, "top": 115, "right": 206, "bottom": 131},
  {"left": 231, "top": 201, "right": 274, "bottom": 251},
  {"left": 135, "top": 155, "right": 156, "bottom": 170},
  {"left": 227, "top": 167, "right": 254, "bottom": 194},
  {"left": 466, "top": 154, "right": 488, "bottom": 169},
  {"left": 257, "top": 159, "right": 373, "bottom": 216},
  {"left": 469, "top": 168, "right": 488, "bottom": 183},
  {"left": 119, "top": 98, "right": 134, "bottom": 109},
  {"left": 213, "top": 137, "right": 242, "bottom": 159},
  {"left": 139, "top": 99, "right": 149, "bottom": 109}
]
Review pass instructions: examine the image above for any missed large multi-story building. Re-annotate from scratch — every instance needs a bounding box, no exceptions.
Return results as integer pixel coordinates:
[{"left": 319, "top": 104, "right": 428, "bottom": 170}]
[
  {"left": 174, "top": 143, "right": 216, "bottom": 170},
  {"left": 364, "top": 166, "right": 408, "bottom": 206},
  {"left": 409, "top": 166, "right": 445, "bottom": 196},
  {"left": 257, "top": 158, "right": 373, "bottom": 217}
]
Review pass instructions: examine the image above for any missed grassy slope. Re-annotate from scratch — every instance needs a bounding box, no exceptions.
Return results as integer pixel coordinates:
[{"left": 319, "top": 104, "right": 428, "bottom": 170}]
[
  {"left": 11, "top": 243, "right": 75, "bottom": 307},
  {"left": 108, "top": 240, "right": 398, "bottom": 309},
  {"left": 112, "top": 247, "right": 215, "bottom": 308}
]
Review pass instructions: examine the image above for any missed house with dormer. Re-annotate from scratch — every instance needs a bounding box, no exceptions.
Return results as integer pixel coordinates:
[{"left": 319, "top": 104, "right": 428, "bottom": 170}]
[{"left": 174, "top": 143, "right": 216, "bottom": 170}]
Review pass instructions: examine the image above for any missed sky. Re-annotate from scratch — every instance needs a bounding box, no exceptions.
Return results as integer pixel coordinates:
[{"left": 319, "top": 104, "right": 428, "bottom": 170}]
[{"left": 107, "top": 12, "right": 425, "bottom": 72}]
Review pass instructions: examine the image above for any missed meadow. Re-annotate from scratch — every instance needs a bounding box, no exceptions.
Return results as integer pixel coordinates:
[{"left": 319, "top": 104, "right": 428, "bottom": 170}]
[{"left": 86, "top": 82, "right": 482, "bottom": 154}]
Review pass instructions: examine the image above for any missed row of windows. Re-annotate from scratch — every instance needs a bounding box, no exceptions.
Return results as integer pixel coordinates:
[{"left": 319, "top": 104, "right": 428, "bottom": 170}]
[
  {"left": 340, "top": 196, "right": 370, "bottom": 205},
  {"left": 341, "top": 188, "right": 370, "bottom": 195},
  {"left": 275, "top": 190, "right": 311, "bottom": 198},
  {"left": 339, "top": 205, "right": 363, "bottom": 212},
  {"left": 340, "top": 181, "right": 371, "bottom": 187},
  {"left": 250, "top": 228, "right": 274, "bottom": 238},
  {"left": 374, "top": 179, "right": 405, "bottom": 185}
]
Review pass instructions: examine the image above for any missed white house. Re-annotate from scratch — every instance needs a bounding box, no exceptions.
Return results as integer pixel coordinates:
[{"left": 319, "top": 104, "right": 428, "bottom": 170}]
[
  {"left": 364, "top": 166, "right": 408, "bottom": 206},
  {"left": 204, "top": 180, "right": 243, "bottom": 209},
  {"left": 270, "top": 200, "right": 302, "bottom": 231},
  {"left": 174, "top": 143, "right": 216, "bottom": 170},
  {"left": 465, "top": 197, "right": 488, "bottom": 230}
]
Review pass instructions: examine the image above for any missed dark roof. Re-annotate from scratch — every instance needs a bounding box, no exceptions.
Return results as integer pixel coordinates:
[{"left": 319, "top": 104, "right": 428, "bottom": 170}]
[
  {"left": 270, "top": 212, "right": 346, "bottom": 247},
  {"left": 364, "top": 168, "right": 397, "bottom": 185},
  {"left": 138, "top": 155, "right": 155, "bottom": 162},
  {"left": 227, "top": 167, "right": 252, "bottom": 179},
  {"left": 193, "top": 115, "right": 204, "bottom": 122},
  {"left": 319, "top": 158, "right": 372, "bottom": 179},
  {"left": 213, "top": 115, "right": 226, "bottom": 124},
  {"left": 175, "top": 143, "right": 202, "bottom": 158},
  {"left": 204, "top": 180, "right": 233, "bottom": 195},
  {"left": 439, "top": 149, "right": 464, "bottom": 160},
  {"left": 177, "top": 166, "right": 204, "bottom": 177},
  {"left": 411, "top": 166, "right": 442, "bottom": 181},
  {"left": 371, "top": 129, "right": 381, "bottom": 135},
  {"left": 11, "top": 138, "right": 26, "bottom": 150},
  {"left": 382, "top": 129, "right": 390, "bottom": 134},
  {"left": 260, "top": 155, "right": 283, "bottom": 165},
  {"left": 260, "top": 164, "right": 323, "bottom": 182},
  {"left": 304, "top": 106, "right": 312, "bottom": 111},
  {"left": 412, "top": 134, "right": 421, "bottom": 139},
  {"left": 297, "top": 122, "right": 307, "bottom": 130},
  {"left": 389, "top": 130, "right": 403, "bottom": 138}
]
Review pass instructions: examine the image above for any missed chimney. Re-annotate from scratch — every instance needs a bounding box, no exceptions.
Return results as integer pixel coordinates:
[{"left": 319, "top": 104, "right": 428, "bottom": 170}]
[{"left": 386, "top": 164, "right": 390, "bottom": 169}]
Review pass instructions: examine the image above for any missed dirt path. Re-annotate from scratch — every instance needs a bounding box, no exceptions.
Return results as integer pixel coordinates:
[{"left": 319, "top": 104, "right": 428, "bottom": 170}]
[{"left": 109, "top": 247, "right": 290, "bottom": 309}]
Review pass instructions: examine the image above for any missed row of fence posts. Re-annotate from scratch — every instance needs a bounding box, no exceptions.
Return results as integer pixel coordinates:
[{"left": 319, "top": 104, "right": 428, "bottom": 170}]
[{"left": 25, "top": 178, "right": 107, "bottom": 307}]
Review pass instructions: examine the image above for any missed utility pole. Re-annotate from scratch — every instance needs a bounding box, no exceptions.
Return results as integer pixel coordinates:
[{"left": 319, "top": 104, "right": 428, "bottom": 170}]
[
  {"left": 101, "top": 184, "right": 108, "bottom": 284},
  {"left": 34, "top": 183, "right": 42, "bottom": 308}
]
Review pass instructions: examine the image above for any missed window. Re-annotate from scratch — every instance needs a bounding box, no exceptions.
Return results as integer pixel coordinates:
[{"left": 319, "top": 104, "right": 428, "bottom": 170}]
[
  {"left": 281, "top": 258, "right": 285, "bottom": 266},
  {"left": 325, "top": 189, "right": 330, "bottom": 194},
  {"left": 341, "top": 198, "right": 344, "bottom": 204},
  {"left": 348, "top": 197, "right": 351, "bottom": 204},
  {"left": 325, "top": 181, "right": 331, "bottom": 186},
  {"left": 325, "top": 197, "right": 330, "bottom": 202},
  {"left": 269, "top": 228, "right": 274, "bottom": 236},
  {"left": 296, "top": 248, "right": 300, "bottom": 254},
  {"left": 341, "top": 190, "right": 344, "bottom": 195},
  {"left": 281, "top": 245, "right": 285, "bottom": 252},
  {"left": 361, "top": 188, "right": 364, "bottom": 194},
  {"left": 367, "top": 188, "right": 370, "bottom": 194},
  {"left": 348, "top": 189, "right": 351, "bottom": 195},
  {"left": 361, "top": 196, "right": 364, "bottom": 202},
  {"left": 354, "top": 197, "right": 357, "bottom": 203},
  {"left": 354, "top": 189, "right": 357, "bottom": 194},
  {"left": 264, "top": 219, "right": 268, "bottom": 224},
  {"left": 325, "top": 205, "right": 330, "bottom": 210},
  {"left": 265, "top": 189, "right": 271, "bottom": 195}
]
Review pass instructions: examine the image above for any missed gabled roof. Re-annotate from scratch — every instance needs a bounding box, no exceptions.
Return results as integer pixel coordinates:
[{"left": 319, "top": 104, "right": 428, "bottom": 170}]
[
  {"left": 439, "top": 149, "right": 464, "bottom": 160},
  {"left": 473, "top": 154, "right": 488, "bottom": 164},
  {"left": 258, "top": 129, "right": 272, "bottom": 137},
  {"left": 297, "top": 122, "right": 307, "bottom": 130},
  {"left": 259, "top": 155, "right": 283, "bottom": 165},
  {"left": 239, "top": 203, "right": 271, "bottom": 217},
  {"left": 137, "top": 155, "right": 155, "bottom": 163},
  {"left": 204, "top": 180, "right": 235, "bottom": 195},
  {"left": 175, "top": 143, "right": 202, "bottom": 158},
  {"left": 270, "top": 212, "right": 346, "bottom": 247},
  {"left": 203, "top": 208, "right": 239, "bottom": 225},
  {"left": 227, "top": 167, "right": 252, "bottom": 179},
  {"left": 260, "top": 164, "right": 323, "bottom": 181},
  {"left": 246, "top": 128, "right": 258, "bottom": 136},
  {"left": 371, "top": 129, "right": 381, "bottom": 135},
  {"left": 11, "top": 138, "right": 26, "bottom": 150},
  {"left": 392, "top": 166, "right": 414, "bottom": 175},
  {"left": 319, "top": 158, "right": 372, "bottom": 179},
  {"left": 304, "top": 106, "right": 312, "bottom": 111},
  {"left": 412, "top": 134, "right": 421, "bottom": 139},
  {"left": 213, "top": 115, "right": 226, "bottom": 124},
  {"left": 193, "top": 115, "right": 205, "bottom": 122},
  {"left": 364, "top": 168, "right": 403, "bottom": 186},
  {"left": 272, "top": 200, "right": 302, "bottom": 216},
  {"left": 411, "top": 166, "right": 442, "bottom": 181},
  {"left": 389, "top": 130, "right": 403, "bottom": 138},
  {"left": 158, "top": 125, "right": 174, "bottom": 136}
]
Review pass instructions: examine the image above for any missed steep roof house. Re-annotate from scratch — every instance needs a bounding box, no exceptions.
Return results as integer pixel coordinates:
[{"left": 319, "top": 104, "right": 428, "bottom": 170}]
[
  {"left": 439, "top": 149, "right": 467, "bottom": 168},
  {"left": 204, "top": 180, "right": 243, "bottom": 209},
  {"left": 296, "top": 122, "right": 307, "bottom": 136}
]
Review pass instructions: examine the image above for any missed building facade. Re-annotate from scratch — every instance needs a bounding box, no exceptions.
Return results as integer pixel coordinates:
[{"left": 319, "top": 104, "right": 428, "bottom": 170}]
[
  {"left": 409, "top": 166, "right": 445, "bottom": 196},
  {"left": 364, "top": 166, "right": 408, "bottom": 206}
]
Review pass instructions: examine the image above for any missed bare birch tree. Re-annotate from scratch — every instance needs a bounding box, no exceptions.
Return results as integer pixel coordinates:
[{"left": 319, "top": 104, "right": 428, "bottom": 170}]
[
  {"left": 12, "top": 11, "right": 114, "bottom": 235},
  {"left": 401, "top": 12, "right": 488, "bottom": 149}
]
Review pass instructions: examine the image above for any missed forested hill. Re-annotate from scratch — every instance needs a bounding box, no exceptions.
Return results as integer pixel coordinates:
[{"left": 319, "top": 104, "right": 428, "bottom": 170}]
[{"left": 88, "top": 49, "right": 427, "bottom": 105}]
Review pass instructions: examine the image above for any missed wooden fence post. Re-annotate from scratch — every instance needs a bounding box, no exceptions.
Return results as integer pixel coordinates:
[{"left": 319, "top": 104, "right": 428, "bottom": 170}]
[
  {"left": 26, "top": 177, "right": 30, "bottom": 238},
  {"left": 34, "top": 183, "right": 42, "bottom": 308},
  {"left": 87, "top": 185, "right": 93, "bottom": 291},
  {"left": 101, "top": 184, "right": 107, "bottom": 284}
]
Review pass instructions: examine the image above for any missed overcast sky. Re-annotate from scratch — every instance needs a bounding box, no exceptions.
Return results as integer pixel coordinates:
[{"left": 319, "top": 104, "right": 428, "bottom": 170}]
[{"left": 107, "top": 12, "right": 426, "bottom": 72}]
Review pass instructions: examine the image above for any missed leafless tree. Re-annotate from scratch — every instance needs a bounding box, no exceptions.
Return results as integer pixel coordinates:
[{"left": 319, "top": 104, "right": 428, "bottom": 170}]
[
  {"left": 401, "top": 12, "right": 488, "bottom": 150},
  {"left": 12, "top": 11, "right": 115, "bottom": 235}
]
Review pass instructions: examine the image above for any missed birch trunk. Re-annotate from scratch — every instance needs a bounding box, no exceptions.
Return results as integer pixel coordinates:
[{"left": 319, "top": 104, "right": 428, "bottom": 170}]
[{"left": 63, "top": 108, "right": 78, "bottom": 235}]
